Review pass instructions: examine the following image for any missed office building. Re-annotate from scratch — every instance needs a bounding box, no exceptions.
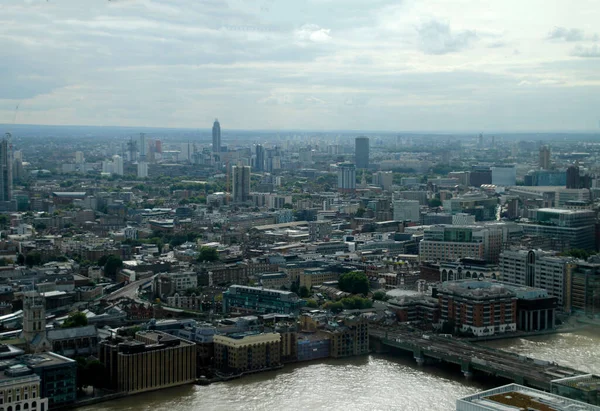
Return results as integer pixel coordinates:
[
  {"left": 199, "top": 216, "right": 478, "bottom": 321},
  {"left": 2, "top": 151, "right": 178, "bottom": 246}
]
[
  {"left": 491, "top": 164, "right": 516, "bottom": 186},
  {"left": 355, "top": 136, "right": 369, "bottom": 169},
  {"left": 99, "top": 331, "right": 196, "bottom": 394},
  {"left": 524, "top": 169, "right": 566, "bottom": 186},
  {"left": 439, "top": 258, "right": 500, "bottom": 282},
  {"left": 0, "top": 369, "right": 49, "bottom": 411},
  {"left": 452, "top": 213, "right": 476, "bottom": 225},
  {"left": 539, "top": 145, "right": 551, "bottom": 169},
  {"left": 255, "top": 144, "right": 264, "bottom": 172},
  {"left": 469, "top": 166, "right": 492, "bottom": 187},
  {"left": 372, "top": 171, "right": 393, "bottom": 191},
  {"left": 420, "top": 225, "right": 503, "bottom": 264},
  {"left": 520, "top": 208, "right": 596, "bottom": 252},
  {"left": 337, "top": 163, "right": 356, "bottom": 193},
  {"left": 457, "top": 383, "right": 600, "bottom": 411},
  {"left": 570, "top": 261, "right": 600, "bottom": 318},
  {"left": 138, "top": 132, "right": 146, "bottom": 161},
  {"left": 323, "top": 315, "right": 369, "bottom": 358},
  {"left": 438, "top": 280, "right": 517, "bottom": 336},
  {"left": 567, "top": 165, "right": 580, "bottom": 189},
  {"left": 308, "top": 221, "right": 332, "bottom": 241},
  {"left": 443, "top": 195, "right": 498, "bottom": 221},
  {"left": 212, "top": 119, "right": 221, "bottom": 153},
  {"left": 137, "top": 161, "right": 148, "bottom": 178},
  {"left": 213, "top": 332, "right": 281, "bottom": 373},
  {"left": 222, "top": 285, "right": 306, "bottom": 315},
  {"left": 24, "top": 352, "right": 78, "bottom": 407},
  {"left": 393, "top": 200, "right": 420, "bottom": 222},
  {"left": 0, "top": 136, "right": 12, "bottom": 202},
  {"left": 552, "top": 374, "right": 600, "bottom": 406},
  {"left": 395, "top": 190, "right": 428, "bottom": 205},
  {"left": 232, "top": 165, "right": 251, "bottom": 203},
  {"left": 500, "top": 249, "right": 572, "bottom": 310}
]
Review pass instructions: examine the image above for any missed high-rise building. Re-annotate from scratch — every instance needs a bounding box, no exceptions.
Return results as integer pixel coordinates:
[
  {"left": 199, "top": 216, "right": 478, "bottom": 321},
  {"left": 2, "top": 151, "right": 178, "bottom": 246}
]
[
  {"left": 139, "top": 133, "right": 146, "bottom": 160},
  {"left": 373, "top": 171, "right": 393, "bottom": 191},
  {"left": 137, "top": 161, "right": 148, "bottom": 178},
  {"left": 393, "top": 200, "right": 420, "bottom": 222},
  {"left": 0, "top": 135, "right": 13, "bottom": 202},
  {"left": 112, "top": 155, "right": 124, "bottom": 175},
  {"left": 469, "top": 165, "right": 492, "bottom": 187},
  {"left": 255, "top": 144, "right": 265, "bottom": 171},
  {"left": 539, "top": 145, "right": 551, "bottom": 170},
  {"left": 519, "top": 208, "right": 596, "bottom": 251},
  {"left": 566, "top": 165, "right": 580, "bottom": 189},
  {"left": 491, "top": 164, "right": 516, "bottom": 186},
  {"left": 232, "top": 165, "right": 251, "bottom": 203},
  {"left": 74, "top": 151, "right": 84, "bottom": 164},
  {"left": 212, "top": 119, "right": 221, "bottom": 153},
  {"left": 337, "top": 163, "right": 356, "bottom": 193},
  {"left": 355, "top": 136, "right": 369, "bottom": 169}
]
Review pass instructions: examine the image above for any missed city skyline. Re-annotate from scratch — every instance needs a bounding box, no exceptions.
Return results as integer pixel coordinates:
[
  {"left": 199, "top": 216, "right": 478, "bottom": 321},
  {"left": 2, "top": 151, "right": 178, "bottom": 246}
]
[{"left": 1, "top": 1, "right": 600, "bottom": 132}]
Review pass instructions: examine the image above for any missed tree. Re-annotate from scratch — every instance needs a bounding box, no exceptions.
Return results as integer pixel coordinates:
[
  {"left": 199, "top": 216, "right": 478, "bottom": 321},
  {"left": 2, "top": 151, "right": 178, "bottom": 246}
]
[
  {"left": 16, "top": 253, "right": 25, "bottom": 265},
  {"left": 198, "top": 247, "right": 219, "bottom": 262},
  {"left": 25, "top": 252, "right": 42, "bottom": 267},
  {"left": 299, "top": 285, "right": 310, "bottom": 298},
  {"left": 428, "top": 198, "right": 442, "bottom": 208},
  {"left": 373, "top": 291, "right": 389, "bottom": 301},
  {"left": 355, "top": 208, "right": 366, "bottom": 218},
  {"left": 338, "top": 271, "right": 370, "bottom": 295},
  {"left": 62, "top": 311, "right": 88, "bottom": 328},
  {"left": 305, "top": 299, "right": 318, "bottom": 308},
  {"left": 103, "top": 255, "right": 123, "bottom": 279}
]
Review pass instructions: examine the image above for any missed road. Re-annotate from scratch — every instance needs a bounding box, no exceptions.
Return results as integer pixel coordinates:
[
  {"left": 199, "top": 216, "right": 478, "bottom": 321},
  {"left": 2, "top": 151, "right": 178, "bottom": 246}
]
[{"left": 104, "top": 278, "right": 151, "bottom": 304}]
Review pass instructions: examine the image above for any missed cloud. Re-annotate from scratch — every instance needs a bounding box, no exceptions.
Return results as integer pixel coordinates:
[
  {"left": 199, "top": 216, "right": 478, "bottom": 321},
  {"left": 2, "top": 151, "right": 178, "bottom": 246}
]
[
  {"left": 547, "top": 27, "right": 585, "bottom": 42},
  {"left": 416, "top": 20, "right": 478, "bottom": 55},
  {"left": 294, "top": 24, "right": 332, "bottom": 46},
  {"left": 571, "top": 44, "right": 600, "bottom": 58}
]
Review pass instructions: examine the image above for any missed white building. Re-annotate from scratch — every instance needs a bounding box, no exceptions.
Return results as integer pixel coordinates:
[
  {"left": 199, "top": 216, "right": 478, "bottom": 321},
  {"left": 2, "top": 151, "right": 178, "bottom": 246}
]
[
  {"left": 112, "top": 155, "right": 124, "bottom": 175},
  {"left": 170, "top": 271, "right": 198, "bottom": 292},
  {"left": 420, "top": 225, "right": 504, "bottom": 263},
  {"left": 337, "top": 163, "right": 356, "bottom": 193},
  {"left": 137, "top": 161, "right": 148, "bottom": 178},
  {"left": 75, "top": 151, "right": 85, "bottom": 164}
]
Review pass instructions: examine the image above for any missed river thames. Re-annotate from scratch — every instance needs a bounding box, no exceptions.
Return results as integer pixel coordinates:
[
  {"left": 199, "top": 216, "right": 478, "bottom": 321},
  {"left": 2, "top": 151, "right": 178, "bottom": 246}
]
[{"left": 81, "top": 328, "right": 600, "bottom": 411}]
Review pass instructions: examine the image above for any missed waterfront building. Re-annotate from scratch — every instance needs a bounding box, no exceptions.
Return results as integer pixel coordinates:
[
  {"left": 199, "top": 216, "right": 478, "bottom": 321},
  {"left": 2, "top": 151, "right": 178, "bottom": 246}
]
[
  {"left": 323, "top": 315, "right": 369, "bottom": 358},
  {"left": 437, "top": 280, "right": 517, "bottom": 337},
  {"left": 222, "top": 285, "right": 306, "bottom": 315},
  {"left": 99, "top": 331, "right": 196, "bottom": 394},
  {"left": 552, "top": 374, "right": 600, "bottom": 406},
  {"left": 503, "top": 284, "right": 558, "bottom": 331},
  {"left": 23, "top": 352, "right": 77, "bottom": 408},
  {"left": 355, "top": 136, "right": 369, "bottom": 169},
  {"left": 297, "top": 333, "right": 330, "bottom": 362},
  {"left": 570, "top": 260, "right": 600, "bottom": 318},
  {"left": 457, "top": 383, "right": 600, "bottom": 411},
  {"left": 500, "top": 249, "right": 572, "bottom": 310},
  {"left": 213, "top": 332, "right": 281, "bottom": 373},
  {"left": 419, "top": 225, "right": 503, "bottom": 264},
  {"left": 0, "top": 371, "right": 49, "bottom": 411}
]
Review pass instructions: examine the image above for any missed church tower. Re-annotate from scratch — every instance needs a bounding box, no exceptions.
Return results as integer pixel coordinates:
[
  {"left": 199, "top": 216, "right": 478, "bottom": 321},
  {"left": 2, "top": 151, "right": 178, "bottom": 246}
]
[{"left": 21, "top": 291, "right": 49, "bottom": 351}]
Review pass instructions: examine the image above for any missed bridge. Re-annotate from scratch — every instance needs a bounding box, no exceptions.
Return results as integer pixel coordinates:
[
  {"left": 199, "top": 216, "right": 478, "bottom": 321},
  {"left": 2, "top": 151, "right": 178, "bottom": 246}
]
[{"left": 370, "top": 327, "right": 586, "bottom": 391}]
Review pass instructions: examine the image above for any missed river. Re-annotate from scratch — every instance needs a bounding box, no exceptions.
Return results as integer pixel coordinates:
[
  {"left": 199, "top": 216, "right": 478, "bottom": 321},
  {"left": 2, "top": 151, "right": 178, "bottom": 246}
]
[{"left": 80, "top": 328, "right": 600, "bottom": 411}]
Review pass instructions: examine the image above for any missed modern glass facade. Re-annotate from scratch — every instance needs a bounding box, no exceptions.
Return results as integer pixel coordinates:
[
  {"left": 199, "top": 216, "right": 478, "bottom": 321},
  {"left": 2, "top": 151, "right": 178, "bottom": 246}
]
[{"left": 222, "top": 285, "right": 306, "bottom": 315}]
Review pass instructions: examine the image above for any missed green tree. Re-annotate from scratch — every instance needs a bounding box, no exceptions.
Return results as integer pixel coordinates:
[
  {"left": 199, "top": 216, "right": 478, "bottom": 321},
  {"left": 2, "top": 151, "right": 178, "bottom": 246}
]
[
  {"left": 16, "top": 253, "right": 25, "bottom": 265},
  {"left": 323, "top": 301, "right": 344, "bottom": 312},
  {"left": 103, "top": 255, "right": 123, "bottom": 279},
  {"left": 25, "top": 252, "right": 42, "bottom": 267},
  {"left": 305, "top": 299, "right": 318, "bottom": 308},
  {"left": 299, "top": 285, "right": 310, "bottom": 298},
  {"left": 338, "top": 271, "right": 370, "bottom": 295},
  {"left": 428, "top": 198, "right": 442, "bottom": 208},
  {"left": 373, "top": 291, "right": 389, "bottom": 301},
  {"left": 62, "top": 311, "right": 88, "bottom": 328},
  {"left": 198, "top": 246, "right": 219, "bottom": 262}
]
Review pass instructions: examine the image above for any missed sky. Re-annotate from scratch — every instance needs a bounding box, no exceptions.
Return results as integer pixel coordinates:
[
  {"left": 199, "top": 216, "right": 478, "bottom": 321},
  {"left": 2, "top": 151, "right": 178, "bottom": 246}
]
[{"left": 1, "top": 0, "right": 600, "bottom": 132}]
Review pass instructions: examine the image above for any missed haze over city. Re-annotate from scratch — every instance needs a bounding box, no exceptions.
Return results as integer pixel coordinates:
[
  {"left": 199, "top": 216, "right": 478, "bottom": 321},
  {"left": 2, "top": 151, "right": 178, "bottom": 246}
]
[{"left": 2, "top": 0, "right": 600, "bottom": 131}]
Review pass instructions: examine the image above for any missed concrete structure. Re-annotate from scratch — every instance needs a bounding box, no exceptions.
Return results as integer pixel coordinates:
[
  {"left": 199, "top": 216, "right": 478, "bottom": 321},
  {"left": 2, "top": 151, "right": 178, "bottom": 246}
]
[
  {"left": 393, "top": 200, "right": 420, "bottom": 222},
  {"left": 570, "top": 261, "right": 600, "bottom": 318},
  {"left": 539, "top": 145, "right": 551, "bottom": 169},
  {"left": 437, "top": 280, "right": 517, "bottom": 337},
  {"left": 452, "top": 213, "right": 476, "bottom": 226},
  {"left": 99, "top": 331, "right": 196, "bottom": 394},
  {"left": 420, "top": 225, "right": 503, "bottom": 264},
  {"left": 552, "top": 374, "right": 600, "bottom": 406},
  {"left": 439, "top": 258, "right": 500, "bottom": 282},
  {"left": 24, "top": 352, "right": 77, "bottom": 407},
  {"left": 232, "top": 165, "right": 251, "bottom": 203},
  {"left": 372, "top": 171, "right": 393, "bottom": 191},
  {"left": 355, "top": 136, "right": 369, "bottom": 169},
  {"left": 222, "top": 285, "right": 306, "bottom": 315},
  {"left": 308, "top": 221, "right": 332, "bottom": 242},
  {"left": 457, "top": 383, "right": 600, "bottom": 411},
  {"left": 337, "top": 163, "right": 356, "bottom": 193},
  {"left": 500, "top": 249, "right": 572, "bottom": 310},
  {"left": 112, "top": 155, "right": 124, "bottom": 176},
  {"left": 137, "top": 161, "right": 148, "bottom": 178},
  {"left": 212, "top": 119, "right": 221, "bottom": 153},
  {"left": 213, "top": 332, "right": 281, "bottom": 373},
  {"left": 443, "top": 195, "right": 498, "bottom": 221}
]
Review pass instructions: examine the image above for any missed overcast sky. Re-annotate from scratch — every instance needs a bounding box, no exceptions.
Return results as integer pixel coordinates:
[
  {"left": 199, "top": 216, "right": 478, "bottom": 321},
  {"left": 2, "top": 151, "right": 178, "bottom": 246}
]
[{"left": 1, "top": 0, "right": 600, "bottom": 132}]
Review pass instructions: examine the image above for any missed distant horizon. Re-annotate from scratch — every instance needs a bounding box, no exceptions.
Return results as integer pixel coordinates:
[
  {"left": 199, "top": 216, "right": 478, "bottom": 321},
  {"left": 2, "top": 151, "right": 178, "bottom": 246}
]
[{"left": 2, "top": 123, "right": 599, "bottom": 137}]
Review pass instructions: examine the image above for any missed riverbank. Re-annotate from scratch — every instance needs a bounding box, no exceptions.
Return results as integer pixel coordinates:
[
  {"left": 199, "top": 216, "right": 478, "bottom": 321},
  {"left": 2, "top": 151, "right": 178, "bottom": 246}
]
[{"left": 466, "top": 324, "right": 587, "bottom": 343}]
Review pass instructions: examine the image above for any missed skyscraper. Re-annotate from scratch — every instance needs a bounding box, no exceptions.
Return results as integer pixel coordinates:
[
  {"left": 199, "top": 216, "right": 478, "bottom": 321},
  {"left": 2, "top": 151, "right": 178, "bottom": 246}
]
[
  {"left": 232, "top": 165, "right": 251, "bottom": 203},
  {"left": 337, "top": 163, "right": 356, "bottom": 193},
  {"left": 355, "top": 136, "right": 369, "bottom": 169},
  {"left": 0, "top": 135, "right": 13, "bottom": 202},
  {"left": 566, "top": 165, "right": 580, "bottom": 189},
  {"left": 212, "top": 119, "right": 221, "bottom": 153},
  {"left": 138, "top": 161, "right": 148, "bottom": 178},
  {"left": 112, "top": 155, "right": 124, "bottom": 176},
  {"left": 139, "top": 133, "right": 147, "bottom": 161},
  {"left": 539, "top": 145, "right": 551, "bottom": 170},
  {"left": 255, "top": 144, "right": 265, "bottom": 172}
]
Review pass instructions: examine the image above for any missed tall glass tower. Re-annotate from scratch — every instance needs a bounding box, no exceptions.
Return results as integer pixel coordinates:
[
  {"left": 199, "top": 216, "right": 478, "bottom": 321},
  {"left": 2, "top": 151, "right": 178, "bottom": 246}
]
[
  {"left": 212, "top": 119, "right": 221, "bottom": 153},
  {"left": 355, "top": 136, "right": 369, "bottom": 169}
]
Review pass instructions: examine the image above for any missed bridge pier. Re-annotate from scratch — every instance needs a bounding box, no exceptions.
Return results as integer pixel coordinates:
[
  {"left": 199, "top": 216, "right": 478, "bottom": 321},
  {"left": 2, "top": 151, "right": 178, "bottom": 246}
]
[
  {"left": 461, "top": 362, "right": 472, "bottom": 379},
  {"left": 413, "top": 349, "right": 425, "bottom": 366}
]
